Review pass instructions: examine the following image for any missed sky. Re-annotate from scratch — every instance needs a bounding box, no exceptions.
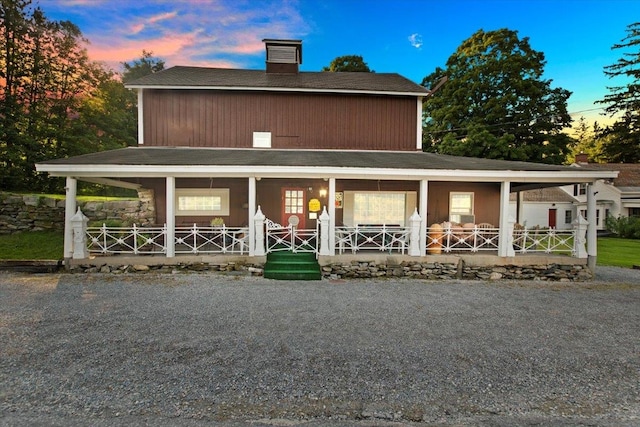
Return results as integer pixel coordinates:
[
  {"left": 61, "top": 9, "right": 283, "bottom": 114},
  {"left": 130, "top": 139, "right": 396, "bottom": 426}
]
[{"left": 39, "top": 0, "right": 639, "bottom": 126}]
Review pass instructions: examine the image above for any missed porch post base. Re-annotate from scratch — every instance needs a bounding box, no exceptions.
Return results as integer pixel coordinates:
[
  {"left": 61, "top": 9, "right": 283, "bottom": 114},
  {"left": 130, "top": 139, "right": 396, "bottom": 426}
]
[{"left": 587, "top": 255, "right": 596, "bottom": 273}]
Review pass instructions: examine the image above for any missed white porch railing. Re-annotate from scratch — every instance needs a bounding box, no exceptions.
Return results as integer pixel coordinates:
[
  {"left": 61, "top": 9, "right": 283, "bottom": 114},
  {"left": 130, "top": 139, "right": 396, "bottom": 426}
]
[
  {"left": 87, "top": 224, "right": 167, "bottom": 255},
  {"left": 174, "top": 224, "right": 250, "bottom": 254},
  {"left": 336, "top": 225, "right": 410, "bottom": 254},
  {"left": 512, "top": 227, "right": 575, "bottom": 255},
  {"left": 86, "top": 224, "right": 250, "bottom": 255},
  {"left": 81, "top": 213, "right": 583, "bottom": 258},
  {"left": 265, "top": 219, "right": 318, "bottom": 254},
  {"left": 426, "top": 224, "right": 500, "bottom": 253}
]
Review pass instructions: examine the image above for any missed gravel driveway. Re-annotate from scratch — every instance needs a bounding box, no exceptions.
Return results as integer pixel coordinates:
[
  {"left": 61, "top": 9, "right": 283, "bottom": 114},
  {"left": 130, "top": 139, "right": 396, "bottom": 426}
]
[{"left": 1, "top": 268, "right": 639, "bottom": 426}]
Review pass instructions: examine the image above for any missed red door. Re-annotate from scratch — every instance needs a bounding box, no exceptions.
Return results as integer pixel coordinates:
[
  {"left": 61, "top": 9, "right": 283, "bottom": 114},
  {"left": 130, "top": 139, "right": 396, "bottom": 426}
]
[
  {"left": 548, "top": 208, "right": 557, "bottom": 228},
  {"left": 282, "top": 188, "right": 306, "bottom": 228}
]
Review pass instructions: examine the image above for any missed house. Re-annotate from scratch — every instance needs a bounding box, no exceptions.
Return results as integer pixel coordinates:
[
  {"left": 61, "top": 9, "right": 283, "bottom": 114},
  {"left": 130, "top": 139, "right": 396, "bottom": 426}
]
[
  {"left": 569, "top": 158, "right": 640, "bottom": 224},
  {"left": 509, "top": 155, "right": 639, "bottom": 231},
  {"left": 509, "top": 187, "right": 579, "bottom": 231},
  {"left": 35, "top": 39, "right": 617, "bottom": 277}
]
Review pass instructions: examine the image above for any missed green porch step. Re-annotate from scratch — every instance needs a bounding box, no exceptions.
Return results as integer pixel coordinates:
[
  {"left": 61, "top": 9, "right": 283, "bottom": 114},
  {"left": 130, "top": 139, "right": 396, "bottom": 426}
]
[{"left": 263, "top": 251, "right": 322, "bottom": 280}]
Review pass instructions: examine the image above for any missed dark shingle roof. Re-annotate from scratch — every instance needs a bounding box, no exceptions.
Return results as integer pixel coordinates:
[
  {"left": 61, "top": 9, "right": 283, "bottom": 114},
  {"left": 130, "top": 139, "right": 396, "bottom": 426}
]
[
  {"left": 124, "top": 66, "right": 430, "bottom": 96},
  {"left": 576, "top": 163, "right": 640, "bottom": 187},
  {"left": 39, "top": 147, "right": 581, "bottom": 172}
]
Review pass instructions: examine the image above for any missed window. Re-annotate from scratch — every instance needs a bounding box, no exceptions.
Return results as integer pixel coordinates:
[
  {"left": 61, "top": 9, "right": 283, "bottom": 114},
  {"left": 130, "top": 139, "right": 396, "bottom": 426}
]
[
  {"left": 574, "top": 184, "right": 586, "bottom": 196},
  {"left": 564, "top": 210, "right": 572, "bottom": 224},
  {"left": 596, "top": 209, "right": 600, "bottom": 226},
  {"left": 175, "top": 188, "right": 229, "bottom": 216},
  {"left": 629, "top": 208, "right": 640, "bottom": 218},
  {"left": 284, "top": 190, "right": 304, "bottom": 214},
  {"left": 449, "top": 192, "right": 474, "bottom": 223},
  {"left": 342, "top": 191, "right": 416, "bottom": 227}
]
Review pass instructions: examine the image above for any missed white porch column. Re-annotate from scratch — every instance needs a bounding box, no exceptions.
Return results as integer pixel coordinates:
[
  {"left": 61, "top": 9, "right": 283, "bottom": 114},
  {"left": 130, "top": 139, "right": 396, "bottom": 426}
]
[
  {"left": 328, "top": 178, "right": 336, "bottom": 255},
  {"left": 586, "top": 183, "right": 597, "bottom": 271},
  {"left": 498, "top": 181, "right": 513, "bottom": 257},
  {"left": 63, "top": 177, "right": 77, "bottom": 261},
  {"left": 419, "top": 179, "right": 428, "bottom": 256},
  {"left": 248, "top": 177, "right": 256, "bottom": 256},
  {"left": 166, "top": 176, "right": 175, "bottom": 258}
]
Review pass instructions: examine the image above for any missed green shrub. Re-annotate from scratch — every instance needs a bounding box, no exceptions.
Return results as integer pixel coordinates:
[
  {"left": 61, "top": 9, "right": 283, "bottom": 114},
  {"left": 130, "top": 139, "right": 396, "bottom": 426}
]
[{"left": 605, "top": 215, "right": 640, "bottom": 239}]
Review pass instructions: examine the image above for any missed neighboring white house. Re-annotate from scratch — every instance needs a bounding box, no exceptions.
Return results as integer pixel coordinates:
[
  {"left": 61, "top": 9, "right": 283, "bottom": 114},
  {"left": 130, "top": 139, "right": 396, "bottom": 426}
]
[
  {"left": 509, "top": 187, "right": 579, "bottom": 230},
  {"left": 510, "top": 156, "right": 640, "bottom": 231}
]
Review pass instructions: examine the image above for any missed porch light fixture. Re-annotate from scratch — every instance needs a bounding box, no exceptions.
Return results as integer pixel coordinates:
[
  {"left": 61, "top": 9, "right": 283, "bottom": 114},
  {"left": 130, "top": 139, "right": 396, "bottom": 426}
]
[{"left": 319, "top": 188, "right": 327, "bottom": 198}]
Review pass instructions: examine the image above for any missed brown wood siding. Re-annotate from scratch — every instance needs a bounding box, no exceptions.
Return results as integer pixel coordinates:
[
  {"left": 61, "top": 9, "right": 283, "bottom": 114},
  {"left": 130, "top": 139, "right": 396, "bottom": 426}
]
[
  {"left": 138, "top": 179, "right": 501, "bottom": 229},
  {"left": 427, "top": 182, "right": 501, "bottom": 226},
  {"left": 143, "top": 90, "right": 417, "bottom": 150}
]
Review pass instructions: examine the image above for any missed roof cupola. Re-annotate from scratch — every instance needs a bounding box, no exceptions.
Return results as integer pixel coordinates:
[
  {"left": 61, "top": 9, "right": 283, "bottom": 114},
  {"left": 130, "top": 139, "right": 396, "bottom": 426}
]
[{"left": 263, "top": 39, "right": 302, "bottom": 74}]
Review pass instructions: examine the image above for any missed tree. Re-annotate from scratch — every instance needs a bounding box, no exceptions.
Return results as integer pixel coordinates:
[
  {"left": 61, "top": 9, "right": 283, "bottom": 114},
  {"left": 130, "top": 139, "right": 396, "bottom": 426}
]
[
  {"left": 596, "top": 22, "right": 640, "bottom": 163},
  {"left": 122, "top": 50, "right": 164, "bottom": 83},
  {"left": 567, "top": 117, "right": 607, "bottom": 163},
  {"left": 322, "top": 55, "right": 372, "bottom": 72},
  {"left": 0, "top": 0, "right": 131, "bottom": 192},
  {"left": 422, "top": 28, "right": 573, "bottom": 164}
]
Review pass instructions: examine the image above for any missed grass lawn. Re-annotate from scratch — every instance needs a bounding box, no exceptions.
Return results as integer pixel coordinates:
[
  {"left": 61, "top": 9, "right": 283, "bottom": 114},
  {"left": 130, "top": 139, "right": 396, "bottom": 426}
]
[
  {"left": 0, "top": 231, "right": 64, "bottom": 260},
  {"left": 597, "top": 237, "right": 640, "bottom": 268}
]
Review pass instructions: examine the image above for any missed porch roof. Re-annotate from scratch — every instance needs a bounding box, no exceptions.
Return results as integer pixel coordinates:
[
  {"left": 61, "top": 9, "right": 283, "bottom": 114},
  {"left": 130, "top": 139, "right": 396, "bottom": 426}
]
[{"left": 37, "top": 147, "right": 618, "bottom": 186}]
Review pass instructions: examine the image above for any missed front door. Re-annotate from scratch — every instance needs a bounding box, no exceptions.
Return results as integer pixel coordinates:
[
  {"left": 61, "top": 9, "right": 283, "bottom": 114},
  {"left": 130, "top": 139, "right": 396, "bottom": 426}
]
[
  {"left": 548, "top": 208, "right": 557, "bottom": 228},
  {"left": 282, "top": 188, "right": 306, "bottom": 228}
]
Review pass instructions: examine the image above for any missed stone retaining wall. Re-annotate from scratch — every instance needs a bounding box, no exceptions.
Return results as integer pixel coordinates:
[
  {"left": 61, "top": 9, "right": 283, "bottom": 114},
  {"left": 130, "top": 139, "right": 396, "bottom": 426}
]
[
  {"left": 67, "top": 258, "right": 592, "bottom": 281},
  {"left": 0, "top": 190, "right": 155, "bottom": 234},
  {"left": 321, "top": 260, "right": 592, "bottom": 281}
]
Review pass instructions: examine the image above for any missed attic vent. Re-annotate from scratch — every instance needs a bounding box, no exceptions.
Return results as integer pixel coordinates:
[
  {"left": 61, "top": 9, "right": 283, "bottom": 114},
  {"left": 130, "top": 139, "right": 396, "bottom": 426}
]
[{"left": 267, "top": 46, "right": 298, "bottom": 63}]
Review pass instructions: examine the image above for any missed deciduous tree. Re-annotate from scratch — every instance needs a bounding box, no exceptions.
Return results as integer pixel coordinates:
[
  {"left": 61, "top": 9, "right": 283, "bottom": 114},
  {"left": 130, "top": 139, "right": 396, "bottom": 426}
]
[
  {"left": 422, "top": 28, "right": 572, "bottom": 164},
  {"left": 322, "top": 55, "right": 372, "bottom": 72},
  {"left": 0, "top": 0, "right": 133, "bottom": 192},
  {"left": 122, "top": 50, "right": 165, "bottom": 83}
]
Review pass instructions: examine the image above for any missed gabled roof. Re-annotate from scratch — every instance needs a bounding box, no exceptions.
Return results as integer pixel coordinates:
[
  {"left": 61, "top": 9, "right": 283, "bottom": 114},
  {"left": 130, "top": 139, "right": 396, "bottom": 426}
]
[
  {"left": 124, "top": 66, "right": 431, "bottom": 97},
  {"left": 508, "top": 187, "right": 578, "bottom": 203},
  {"left": 576, "top": 163, "right": 640, "bottom": 187}
]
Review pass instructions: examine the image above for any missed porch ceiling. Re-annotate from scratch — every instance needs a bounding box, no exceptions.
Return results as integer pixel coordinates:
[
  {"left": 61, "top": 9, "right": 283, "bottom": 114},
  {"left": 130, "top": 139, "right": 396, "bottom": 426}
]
[{"left": 36, "top": 147, "right": 618, "bottom": 184}]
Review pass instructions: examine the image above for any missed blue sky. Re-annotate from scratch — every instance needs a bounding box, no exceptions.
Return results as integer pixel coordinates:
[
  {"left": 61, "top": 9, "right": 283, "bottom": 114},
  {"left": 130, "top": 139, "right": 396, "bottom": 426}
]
[{"left": 41, "top": 0, "right": 639, "bottom": 125}]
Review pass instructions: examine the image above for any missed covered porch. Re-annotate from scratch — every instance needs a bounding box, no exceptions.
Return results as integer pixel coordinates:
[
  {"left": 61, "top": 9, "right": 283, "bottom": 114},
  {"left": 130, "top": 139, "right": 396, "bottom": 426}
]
[{"left": 36, "top": 147, "right": 618, "bottom": 273}]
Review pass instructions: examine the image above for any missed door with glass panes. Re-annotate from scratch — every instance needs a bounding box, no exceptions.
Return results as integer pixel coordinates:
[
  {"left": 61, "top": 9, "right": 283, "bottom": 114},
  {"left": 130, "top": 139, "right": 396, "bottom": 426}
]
[{"left": 281, "top": 188, "right": 306, "bottom": 228}]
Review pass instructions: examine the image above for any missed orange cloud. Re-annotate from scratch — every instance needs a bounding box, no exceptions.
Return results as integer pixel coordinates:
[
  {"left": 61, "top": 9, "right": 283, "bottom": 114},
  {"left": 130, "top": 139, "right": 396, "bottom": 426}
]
[{"left": 68, "top": 1, "right": 309, "bottom": 73}]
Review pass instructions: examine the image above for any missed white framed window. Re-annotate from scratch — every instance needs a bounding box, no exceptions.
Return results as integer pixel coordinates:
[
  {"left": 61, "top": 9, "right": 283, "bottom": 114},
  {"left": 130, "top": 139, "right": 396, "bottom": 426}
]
[
  {"left": 564, "top": 210, "right": 572, "bottom": 224},
  {"left": 449, "top": 192, "right": 474, "bottom": 223},
  {"left": 175, "top": 188, "right": 229, "bottom": 216},
  {"left": 342, "top": 191, "right": 416, "bottom": 227}
]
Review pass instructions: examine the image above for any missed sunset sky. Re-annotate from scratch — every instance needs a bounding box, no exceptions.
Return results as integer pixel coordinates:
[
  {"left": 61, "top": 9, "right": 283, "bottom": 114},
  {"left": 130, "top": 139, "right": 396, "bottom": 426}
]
[{"left": 40, "top": 0, "right": 639, "bottom": 124}]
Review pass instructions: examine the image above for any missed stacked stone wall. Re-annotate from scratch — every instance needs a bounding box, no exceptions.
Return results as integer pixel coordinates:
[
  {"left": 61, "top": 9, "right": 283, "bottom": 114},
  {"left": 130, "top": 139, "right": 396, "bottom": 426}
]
[
  {"left": 320, "top": 260, "right": 592, "bottom": 281},
  {"left": 0, "top": 190, "right": 155, "bottom": 234},
  {"left": 68, "top": 259, "right": 592, "bottom": 281}
]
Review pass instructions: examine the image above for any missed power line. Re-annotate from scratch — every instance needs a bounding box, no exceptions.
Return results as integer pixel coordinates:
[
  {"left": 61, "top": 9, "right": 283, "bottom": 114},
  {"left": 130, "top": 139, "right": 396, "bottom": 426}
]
[{"left": 424, "top": 107, "right": 609, "bottom": 135}]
